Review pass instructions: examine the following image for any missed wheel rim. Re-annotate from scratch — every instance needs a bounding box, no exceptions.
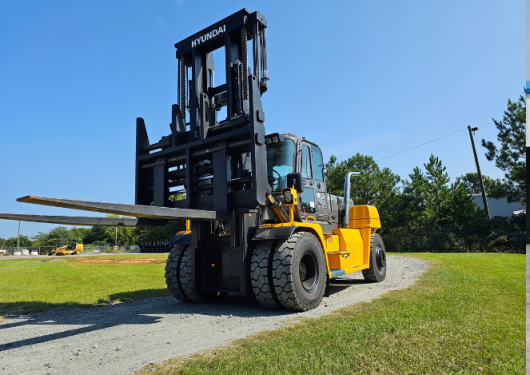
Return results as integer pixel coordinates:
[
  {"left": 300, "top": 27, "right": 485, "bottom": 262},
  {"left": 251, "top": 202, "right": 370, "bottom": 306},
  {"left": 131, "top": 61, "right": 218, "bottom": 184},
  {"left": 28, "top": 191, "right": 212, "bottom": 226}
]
[
  {"left": 299, "top": 251, "right": 318, "bottom": 292},
  {"left": 375, "top": 246, "right": 386, "bottom": 270}
]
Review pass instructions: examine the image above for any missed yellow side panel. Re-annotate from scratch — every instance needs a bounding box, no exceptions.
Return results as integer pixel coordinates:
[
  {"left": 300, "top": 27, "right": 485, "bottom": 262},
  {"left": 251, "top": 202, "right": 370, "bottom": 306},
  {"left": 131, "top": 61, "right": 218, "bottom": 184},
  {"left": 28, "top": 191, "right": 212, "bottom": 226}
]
[
  {"left": 326, "top": 235, "right": 340, "bottom": 269},
  {"left": 331, "top": 229, "right": 365, "bottom": 271},
  {"left": 349, "top": 205, "right": 380, "bottom": 221},
  {"left": 348, "top": 205, "right": 381, "bottom": 229},
  {"left": 359, "top": 228, "right": 371, "bottom": 265},
  {"left": 326, "top": 235, "right": 340, "bottom": 252}
]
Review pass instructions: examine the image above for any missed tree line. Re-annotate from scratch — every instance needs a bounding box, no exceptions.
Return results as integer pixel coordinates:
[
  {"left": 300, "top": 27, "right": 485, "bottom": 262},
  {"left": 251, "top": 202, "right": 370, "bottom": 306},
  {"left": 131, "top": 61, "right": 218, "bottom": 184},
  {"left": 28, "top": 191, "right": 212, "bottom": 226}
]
[
  {"left": 0, "top": 220, "right": 185, "bottom": 248},
  {"left": 326, "top": 92, "right": 526, "bottom": 252}
]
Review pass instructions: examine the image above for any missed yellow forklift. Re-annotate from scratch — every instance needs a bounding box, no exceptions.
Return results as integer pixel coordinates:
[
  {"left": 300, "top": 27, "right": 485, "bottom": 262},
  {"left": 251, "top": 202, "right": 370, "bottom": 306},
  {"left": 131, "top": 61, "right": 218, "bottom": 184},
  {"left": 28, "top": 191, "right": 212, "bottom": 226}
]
[
  {"left": 49, "top": 240, "right": 83, "bottom": 256},
  {"left": 0, "top": 9, "right": 386, "bottom": 311}
]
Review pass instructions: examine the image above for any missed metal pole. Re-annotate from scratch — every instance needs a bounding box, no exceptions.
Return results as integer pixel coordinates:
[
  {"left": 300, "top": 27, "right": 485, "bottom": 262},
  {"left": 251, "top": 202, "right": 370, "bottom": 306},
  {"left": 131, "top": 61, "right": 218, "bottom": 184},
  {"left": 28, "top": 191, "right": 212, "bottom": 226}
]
[
  {"left": 467, "top": 126, "right": 490, "bottom": 218},
  {"left": 115, "top": 214, "right": 118, "bottom": 248},
  {"left": 17, "top": 221, "right": 20, "bottom": 252}
]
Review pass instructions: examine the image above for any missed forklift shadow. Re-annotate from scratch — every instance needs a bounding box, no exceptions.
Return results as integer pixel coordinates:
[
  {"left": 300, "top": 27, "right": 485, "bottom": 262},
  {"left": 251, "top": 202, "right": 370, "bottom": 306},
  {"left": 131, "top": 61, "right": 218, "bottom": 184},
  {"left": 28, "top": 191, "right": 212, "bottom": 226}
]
[
  {"left": 328, "top": 278, "right": 367, "bottom": 295},
  {"left": 0, "top": 291, "right": 292, "bottom": 352},
  {"left": 0, "top": 275, "right": 373, "bottom": 353}
]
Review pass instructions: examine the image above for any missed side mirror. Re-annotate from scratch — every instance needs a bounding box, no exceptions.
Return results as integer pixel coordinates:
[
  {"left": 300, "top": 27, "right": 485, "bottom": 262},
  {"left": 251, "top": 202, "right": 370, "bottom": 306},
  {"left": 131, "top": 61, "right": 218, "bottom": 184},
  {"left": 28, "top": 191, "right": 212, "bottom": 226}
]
[{"left": 287, "top": 173, "right": 304, "bottom": 193}]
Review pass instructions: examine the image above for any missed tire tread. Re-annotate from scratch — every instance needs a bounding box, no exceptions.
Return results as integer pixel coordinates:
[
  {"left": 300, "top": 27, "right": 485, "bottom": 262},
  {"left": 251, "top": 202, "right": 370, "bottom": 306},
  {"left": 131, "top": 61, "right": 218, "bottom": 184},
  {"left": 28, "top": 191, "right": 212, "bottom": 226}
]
[
  {"left": 362, "top": 233, "right": 386, "bottom": 282},
  {"left": 272, "top": 232, "right": 324, "bottom": 312},
  {"left": 250, "top": 240, "right": 282, "bottom": 309},
  {"left": 165, "top": 244, "right": 190, "bottom": 302}
]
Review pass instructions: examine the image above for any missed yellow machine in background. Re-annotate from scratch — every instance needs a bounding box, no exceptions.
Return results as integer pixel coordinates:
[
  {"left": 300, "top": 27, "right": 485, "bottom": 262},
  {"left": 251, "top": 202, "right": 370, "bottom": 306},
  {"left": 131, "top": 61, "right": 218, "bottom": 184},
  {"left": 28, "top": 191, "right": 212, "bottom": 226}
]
[{"left": 49, "top": 240, "right": 83, "bottom": 256}]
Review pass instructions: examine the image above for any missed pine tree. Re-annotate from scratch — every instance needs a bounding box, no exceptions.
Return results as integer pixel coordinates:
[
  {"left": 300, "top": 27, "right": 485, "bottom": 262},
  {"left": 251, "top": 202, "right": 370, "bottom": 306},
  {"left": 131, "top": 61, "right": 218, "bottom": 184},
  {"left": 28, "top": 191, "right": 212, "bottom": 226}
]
[{"left": 481, "top": 91, "right": 526, "bottom": 204}]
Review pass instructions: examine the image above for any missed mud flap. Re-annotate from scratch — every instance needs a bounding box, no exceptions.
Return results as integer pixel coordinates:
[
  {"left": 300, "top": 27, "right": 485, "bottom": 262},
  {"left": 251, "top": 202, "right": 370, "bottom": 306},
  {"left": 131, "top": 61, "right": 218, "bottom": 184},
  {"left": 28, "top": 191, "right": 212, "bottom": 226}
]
[
  {"left": 169, "top": 234, "right": 192, "bottom": 246},
  {"left": 252, "top": 226, "right": 296, "bottom": 241}
]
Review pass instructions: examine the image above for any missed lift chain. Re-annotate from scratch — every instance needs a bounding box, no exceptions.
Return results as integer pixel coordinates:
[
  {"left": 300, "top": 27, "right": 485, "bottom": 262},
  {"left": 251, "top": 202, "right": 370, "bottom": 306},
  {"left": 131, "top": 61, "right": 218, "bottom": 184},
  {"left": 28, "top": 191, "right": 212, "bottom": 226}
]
[{"left": 240, "top": 27, "right": 249, "bottom": 101}]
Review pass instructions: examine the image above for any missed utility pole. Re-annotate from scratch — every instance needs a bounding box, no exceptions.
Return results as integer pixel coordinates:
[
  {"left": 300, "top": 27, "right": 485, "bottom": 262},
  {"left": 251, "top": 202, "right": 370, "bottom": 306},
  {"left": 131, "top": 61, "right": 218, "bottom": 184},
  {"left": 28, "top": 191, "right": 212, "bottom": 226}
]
[
  {"left": 17, "top": 221, "right": 20, "bottom": 252},
  {"left": 467, "top": 126, "right": 490, "bottom": 218},
  {"left": 115, "top": 214, "right": 118, "bottom": 248}
]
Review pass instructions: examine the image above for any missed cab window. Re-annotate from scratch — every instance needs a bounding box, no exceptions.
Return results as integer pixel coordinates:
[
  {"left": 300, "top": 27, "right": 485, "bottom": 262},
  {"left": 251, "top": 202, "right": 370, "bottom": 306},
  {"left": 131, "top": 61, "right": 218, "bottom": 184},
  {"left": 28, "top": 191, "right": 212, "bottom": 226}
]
[
  {"left": 311, "top": 146, "right": 324, "bottom": 181},
  {"left": 301, "top": 145, "right": 312, "bottom": 179},
  {"left": 266, "top": 139, "right": 295, "bottom": 192},
  {"left": 301, "top": 189, "right": 316, "bottom": 214}
]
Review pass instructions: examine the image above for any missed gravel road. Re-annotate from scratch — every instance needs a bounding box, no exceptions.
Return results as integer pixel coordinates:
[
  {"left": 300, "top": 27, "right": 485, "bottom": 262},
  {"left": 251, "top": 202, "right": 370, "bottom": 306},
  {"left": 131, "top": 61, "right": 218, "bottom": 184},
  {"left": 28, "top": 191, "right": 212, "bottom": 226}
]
[{"left": 0, "top": 255, "right": 428, "bottom": 375}]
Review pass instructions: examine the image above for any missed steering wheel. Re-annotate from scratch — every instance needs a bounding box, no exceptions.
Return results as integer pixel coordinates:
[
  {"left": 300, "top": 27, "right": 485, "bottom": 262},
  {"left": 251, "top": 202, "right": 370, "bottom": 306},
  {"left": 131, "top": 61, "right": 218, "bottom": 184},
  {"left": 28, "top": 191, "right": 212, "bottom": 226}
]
[{"left": 268, "top": 169, "right": 281, "bottom": 188}]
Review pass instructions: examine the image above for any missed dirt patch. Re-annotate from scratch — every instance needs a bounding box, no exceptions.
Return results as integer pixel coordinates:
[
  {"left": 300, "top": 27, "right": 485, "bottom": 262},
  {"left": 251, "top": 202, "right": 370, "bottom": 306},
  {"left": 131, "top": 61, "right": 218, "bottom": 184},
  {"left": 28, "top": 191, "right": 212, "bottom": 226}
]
[{"left": 75, "top": 258, "right": 164, "bottom": 264}]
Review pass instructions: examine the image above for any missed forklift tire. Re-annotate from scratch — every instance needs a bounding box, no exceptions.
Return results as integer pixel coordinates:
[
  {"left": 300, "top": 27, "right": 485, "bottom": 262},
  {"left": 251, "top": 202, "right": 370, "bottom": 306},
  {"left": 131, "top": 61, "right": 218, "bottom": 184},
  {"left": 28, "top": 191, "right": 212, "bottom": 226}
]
[
  {"left": 272, "top": 232, "right": 327, "bottom": 311},
  {"left": 166, "top": 244, "right": 190, "bottom": 301},
  {"left": 165, "top": 244, "right": 227, "bottom": 303},
  {"left": 250, "top": 240, "right": 283, "bottom": 309},
  {"left": 362, "top": 233, "right": 387, "bottom": 282}
]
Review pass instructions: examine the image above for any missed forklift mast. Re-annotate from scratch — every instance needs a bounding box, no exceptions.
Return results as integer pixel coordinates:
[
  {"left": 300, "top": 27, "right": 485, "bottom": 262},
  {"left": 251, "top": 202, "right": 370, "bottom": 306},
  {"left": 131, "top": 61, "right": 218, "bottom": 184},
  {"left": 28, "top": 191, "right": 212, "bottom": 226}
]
[
  {"left": 135, "top": 9, "right": 271, "bottom": 214},
  {"left": 134, "top": 9, "right": 274, "bottom": 295}
]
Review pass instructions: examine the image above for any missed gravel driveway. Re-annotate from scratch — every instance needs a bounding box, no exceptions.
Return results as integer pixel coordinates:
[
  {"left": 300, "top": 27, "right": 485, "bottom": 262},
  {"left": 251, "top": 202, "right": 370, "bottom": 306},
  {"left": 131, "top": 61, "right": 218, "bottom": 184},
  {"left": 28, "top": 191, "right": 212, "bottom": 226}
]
[{"left": 0, "top": 255, "right": 428, "bottom": 375}]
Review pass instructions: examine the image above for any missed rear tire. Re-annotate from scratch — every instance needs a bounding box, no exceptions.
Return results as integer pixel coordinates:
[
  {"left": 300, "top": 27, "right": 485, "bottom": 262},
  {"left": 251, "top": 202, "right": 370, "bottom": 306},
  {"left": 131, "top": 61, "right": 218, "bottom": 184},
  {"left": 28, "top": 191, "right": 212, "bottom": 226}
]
[
  {"left": 362, "top": 233, "right": 387, "bottom": 282},
  {"left": 250, "top": 240, "right": 283, "bottom": 309},
  {"left": 165, "top": 244, "right": 228, "bottom": 303},
  {"left": 272, "top": 232, "right": 327, "bottom": 311},
  {"left": 165, "top": 244, "right": 189, "bottom": 301}
]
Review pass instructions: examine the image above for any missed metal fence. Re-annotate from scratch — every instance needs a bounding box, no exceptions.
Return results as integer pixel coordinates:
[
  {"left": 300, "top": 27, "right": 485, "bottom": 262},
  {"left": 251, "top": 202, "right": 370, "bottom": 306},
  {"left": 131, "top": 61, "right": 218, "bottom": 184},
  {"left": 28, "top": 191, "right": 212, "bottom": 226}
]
[
  {"left": 383, "top": 232, "right": 524, "bottom": 253},
  {"left": 138, "top": 240, "right": 172, "bottom": 253}
]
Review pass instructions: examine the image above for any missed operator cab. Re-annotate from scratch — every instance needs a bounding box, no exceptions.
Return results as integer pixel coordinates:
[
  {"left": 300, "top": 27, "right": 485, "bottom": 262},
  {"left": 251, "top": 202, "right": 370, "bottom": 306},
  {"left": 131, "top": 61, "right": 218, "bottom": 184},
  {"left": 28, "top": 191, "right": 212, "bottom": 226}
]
[{"left": 266, "top": 134, "right": 329, "bottom": 222}]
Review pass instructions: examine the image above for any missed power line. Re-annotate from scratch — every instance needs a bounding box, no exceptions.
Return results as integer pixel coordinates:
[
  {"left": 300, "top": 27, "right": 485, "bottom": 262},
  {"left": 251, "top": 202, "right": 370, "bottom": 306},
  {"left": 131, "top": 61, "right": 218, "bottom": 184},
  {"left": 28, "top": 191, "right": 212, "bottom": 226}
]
[
  {"left": 376, "top": 127, "right": 467, "bottom": 162},
  {"left": 28, "top": 221, "right": 54, "bottom": 231},
  {"left": 0, "top": 222, "right": 51, "bottom": 239},
  {"left": 1, "top": 220, "right": 75, "bottom": 239}
]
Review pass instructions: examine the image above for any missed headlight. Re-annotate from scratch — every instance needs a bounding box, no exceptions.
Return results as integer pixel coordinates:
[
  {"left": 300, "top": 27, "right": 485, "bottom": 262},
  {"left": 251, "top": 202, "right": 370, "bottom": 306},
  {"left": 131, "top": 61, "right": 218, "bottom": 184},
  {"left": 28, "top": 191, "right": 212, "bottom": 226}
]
[{"left": 284, "top": 190, "right": 293, "bottom": 204}]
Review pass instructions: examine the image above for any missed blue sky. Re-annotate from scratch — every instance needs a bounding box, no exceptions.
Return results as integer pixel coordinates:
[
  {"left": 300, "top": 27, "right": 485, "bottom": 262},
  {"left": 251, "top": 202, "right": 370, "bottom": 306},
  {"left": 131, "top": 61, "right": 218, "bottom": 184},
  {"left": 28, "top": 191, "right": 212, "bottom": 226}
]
[{"left": 0, "top": 0, "right": 525, "bottom": 239}]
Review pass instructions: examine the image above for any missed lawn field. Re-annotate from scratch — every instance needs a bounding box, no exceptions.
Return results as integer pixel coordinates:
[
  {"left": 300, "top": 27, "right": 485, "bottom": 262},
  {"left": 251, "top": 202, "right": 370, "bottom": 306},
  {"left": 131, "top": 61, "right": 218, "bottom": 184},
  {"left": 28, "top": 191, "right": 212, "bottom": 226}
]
[
  {"left": 0, "top": 253, "right": 169, "bottom": 317},
  {"left": 138, "top": 253, "right": 525, "bottom": 375},
  {"left": 0, "top": 253, "right": 524, "bottom": 374}
]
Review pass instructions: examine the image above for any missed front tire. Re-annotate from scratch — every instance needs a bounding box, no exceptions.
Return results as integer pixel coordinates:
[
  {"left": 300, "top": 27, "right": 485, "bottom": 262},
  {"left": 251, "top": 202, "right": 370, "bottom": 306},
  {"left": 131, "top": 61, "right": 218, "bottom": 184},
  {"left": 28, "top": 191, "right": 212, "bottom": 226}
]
[
  {"left": 362, "top": 233, "right": 387, "bottom": 282},
  {"left": 272, "top": 232, "right": 327, "bottom": 311},
  {"left": 250, "top": 240, "right": 283, "bottom": 309},
  {"left": 165, "top": 244, "right": 227, "bottom": 303}
]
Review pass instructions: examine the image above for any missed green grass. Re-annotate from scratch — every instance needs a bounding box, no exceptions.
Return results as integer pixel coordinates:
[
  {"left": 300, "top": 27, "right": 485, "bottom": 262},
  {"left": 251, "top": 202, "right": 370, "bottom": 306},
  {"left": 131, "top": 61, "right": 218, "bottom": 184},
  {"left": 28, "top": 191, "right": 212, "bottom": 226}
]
[
  {"left": 0, "top": 253, "right": 169, "bottom": 317},
  {"left": 139, "top": 253, "right": 525, "bottom": 375}
]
